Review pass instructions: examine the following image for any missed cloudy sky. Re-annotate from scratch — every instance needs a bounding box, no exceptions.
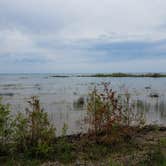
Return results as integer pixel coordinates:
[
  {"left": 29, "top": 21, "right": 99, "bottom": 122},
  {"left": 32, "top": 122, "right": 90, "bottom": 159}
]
[{"left": 0, "top": 0, "right": 166, "bottom": 73}]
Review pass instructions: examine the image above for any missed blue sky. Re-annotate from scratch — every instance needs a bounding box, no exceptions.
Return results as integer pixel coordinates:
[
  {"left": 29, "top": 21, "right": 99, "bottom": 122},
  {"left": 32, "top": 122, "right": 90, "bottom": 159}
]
[{"left": 0, "top": 0, "right": 166, "bottom": 73}]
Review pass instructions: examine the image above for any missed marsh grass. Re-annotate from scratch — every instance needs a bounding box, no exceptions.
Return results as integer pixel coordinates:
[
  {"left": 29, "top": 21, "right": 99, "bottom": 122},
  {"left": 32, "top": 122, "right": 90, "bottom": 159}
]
[{"left": 119, "top": 93, "right": 145, "bottom": 127}]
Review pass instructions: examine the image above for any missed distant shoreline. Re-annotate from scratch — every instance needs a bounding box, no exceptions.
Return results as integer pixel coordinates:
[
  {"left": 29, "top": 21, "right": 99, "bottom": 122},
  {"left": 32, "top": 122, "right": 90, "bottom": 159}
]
[
  {"left": 1, "top": 73, "right": 166, "bottom": 78},
  {"left": 77, "top": 73, "right": 166, "bottom": 78},
  {"left": 50, "top": 73, "right": 166, "bottom": 78}
]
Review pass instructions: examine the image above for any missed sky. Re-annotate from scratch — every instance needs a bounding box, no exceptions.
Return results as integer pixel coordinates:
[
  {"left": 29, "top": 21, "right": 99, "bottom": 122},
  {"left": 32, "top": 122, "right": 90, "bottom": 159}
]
[{"left": 0, "top": 0, "right": 166, "bottom": 73}]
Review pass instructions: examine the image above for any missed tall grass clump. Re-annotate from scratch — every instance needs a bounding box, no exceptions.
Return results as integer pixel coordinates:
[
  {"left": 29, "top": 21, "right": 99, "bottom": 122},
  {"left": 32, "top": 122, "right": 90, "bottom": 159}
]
[{"left": 119, "top": 92, "right": 145, "bottom": 127}]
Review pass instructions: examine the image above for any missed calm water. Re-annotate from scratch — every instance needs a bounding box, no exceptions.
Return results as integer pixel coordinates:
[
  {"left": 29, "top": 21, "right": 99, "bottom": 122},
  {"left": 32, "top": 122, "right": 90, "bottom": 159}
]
[{"left": 0, "top": 74, "right": 166, "bottom": 135}]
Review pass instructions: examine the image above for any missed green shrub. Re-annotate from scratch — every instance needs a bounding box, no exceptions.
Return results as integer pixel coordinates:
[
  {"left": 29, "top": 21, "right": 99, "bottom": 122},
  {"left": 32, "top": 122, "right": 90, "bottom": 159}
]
[
  {"left": 13, "top": 112, "right": 29, "bottom": 152},
  {"left": 87, "top": 83, "right": 145, "bottom": 143},
  {"left": 0, "top": 97, "right": 14, "bottom": 155},
  {"left": 26, "top": 96, "right": 55, "bottom": 146},
  {"left": 13, "top": 96, "right": 56, "bottom": 158},
  {"left": 87, "top": 83, "right": 122, "bottom": 137}
]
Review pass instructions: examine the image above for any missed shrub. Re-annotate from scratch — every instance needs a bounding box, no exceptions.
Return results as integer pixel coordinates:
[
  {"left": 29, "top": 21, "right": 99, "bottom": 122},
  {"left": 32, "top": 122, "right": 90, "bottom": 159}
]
[
  {"left": 87, "top": 83, "right": 122, "bottom": 140},
  {"left": 13, "top": 96, "right": 56, "bottom": 158},
  {"left": 26, "top": 96, "right": 55, "bottom": 145},
  {"left": 0, "top": 97, "right": 14, "bottom": 155},
  {"left": 13, "top": 112, "right": 29, "bottom": 152},
  {"left": 87, "top": 83, "right": 145, "bottom": 143}
]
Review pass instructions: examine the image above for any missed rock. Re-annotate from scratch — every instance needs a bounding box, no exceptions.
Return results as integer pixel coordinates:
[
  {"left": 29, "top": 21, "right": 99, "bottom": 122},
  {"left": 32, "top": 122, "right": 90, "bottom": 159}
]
[
  {"left": 0, "top": 93, "right": 14, "bottom": 97},
  {"left": 73, "top": 92, "right": 77, "bottom": 95},
  {"left": 73, "top": 97, "right": 85, "bottom": 108},
  {"left": 149, "top": 92, "right": 159, "bottom": 98},
  {"left": 145, "top": 86, "right": 151, "bottom": 90}
]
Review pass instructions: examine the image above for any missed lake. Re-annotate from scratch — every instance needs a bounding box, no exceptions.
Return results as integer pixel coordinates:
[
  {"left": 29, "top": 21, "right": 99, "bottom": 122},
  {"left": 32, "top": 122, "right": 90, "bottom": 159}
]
[{"left": 0, "top": 74, "right": 166, "bottom": 135}]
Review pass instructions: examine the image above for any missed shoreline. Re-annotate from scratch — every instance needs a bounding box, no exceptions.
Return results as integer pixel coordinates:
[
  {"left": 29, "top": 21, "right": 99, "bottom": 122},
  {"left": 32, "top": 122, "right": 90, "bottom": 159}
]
[
  {"left": 1, "top": 125, "right": 166, "bottom": 165},
  {"left": 77, "top": 73, "right": 166, "bottom": 78}
]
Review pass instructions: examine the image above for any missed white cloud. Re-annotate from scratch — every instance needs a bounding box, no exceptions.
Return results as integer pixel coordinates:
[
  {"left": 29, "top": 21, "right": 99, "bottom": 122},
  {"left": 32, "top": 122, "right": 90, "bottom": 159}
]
[
  {"left": 1, "top": 0, "right": 166, "bottom": 39},
  {"left": 0, "top": 29, "right": 33, "bottom": 54},
  {"left": 0, "top": 0, "right": 166, "bottom": 72}
]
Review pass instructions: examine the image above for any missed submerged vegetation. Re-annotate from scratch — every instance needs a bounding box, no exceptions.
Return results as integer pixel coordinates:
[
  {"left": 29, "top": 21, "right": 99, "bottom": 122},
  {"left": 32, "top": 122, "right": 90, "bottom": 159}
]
[{"left": 0, "top": 84, "right": 165, "bottom": 165}]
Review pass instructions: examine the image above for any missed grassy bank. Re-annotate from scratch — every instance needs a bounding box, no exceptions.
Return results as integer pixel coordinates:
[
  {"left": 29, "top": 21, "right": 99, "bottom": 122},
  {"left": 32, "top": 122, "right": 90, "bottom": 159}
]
[{"left": 1, "top": 126, "right": 166, "bottom": 165}]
